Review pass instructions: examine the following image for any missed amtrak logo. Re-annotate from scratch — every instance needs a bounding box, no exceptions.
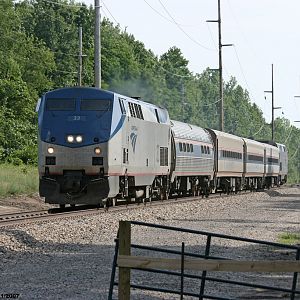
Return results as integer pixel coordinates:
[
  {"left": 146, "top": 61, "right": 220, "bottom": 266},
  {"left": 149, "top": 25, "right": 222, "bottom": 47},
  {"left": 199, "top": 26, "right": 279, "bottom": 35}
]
[{"left": 130, "top": 132, "right": 137, "bottom": 152}]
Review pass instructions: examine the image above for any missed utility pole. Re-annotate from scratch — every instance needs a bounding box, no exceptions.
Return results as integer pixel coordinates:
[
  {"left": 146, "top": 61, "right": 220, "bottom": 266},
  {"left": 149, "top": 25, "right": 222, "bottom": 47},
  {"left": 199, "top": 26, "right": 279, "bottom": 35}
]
[
  {"left": 94, "top": 0, "right": 101, "bottom": 88},
  {"left": 78, "top": 26, "right": 83, "bottom": 86},
  {"left": 264, "top": 64, "right": 281, "bottom": 141},
  {"left": 207, "top": 0, "right": 232, "bottom": 132}
]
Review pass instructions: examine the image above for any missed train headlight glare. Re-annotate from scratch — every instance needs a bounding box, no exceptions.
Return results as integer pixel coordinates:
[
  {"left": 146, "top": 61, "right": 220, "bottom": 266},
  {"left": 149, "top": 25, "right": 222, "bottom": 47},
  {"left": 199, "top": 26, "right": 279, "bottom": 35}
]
[
  {"left": 76, "top": 135, "right": 83, "bottom": 143},
  {"left": 67, "top": 135, "right": 74, "bottom": 143},
  {"left": 94, "top": 147, "right": 101, "bottom": 155},
  {"left": 47, "top": 147, "right": 54, "bottom": 154}
]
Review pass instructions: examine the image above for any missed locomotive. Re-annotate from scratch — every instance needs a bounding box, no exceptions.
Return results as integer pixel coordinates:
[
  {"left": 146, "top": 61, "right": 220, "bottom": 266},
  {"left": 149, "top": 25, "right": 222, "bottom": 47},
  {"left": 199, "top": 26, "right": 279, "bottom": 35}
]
[{"left": 36, "top": 87, "right": 288, "bottom": 207}]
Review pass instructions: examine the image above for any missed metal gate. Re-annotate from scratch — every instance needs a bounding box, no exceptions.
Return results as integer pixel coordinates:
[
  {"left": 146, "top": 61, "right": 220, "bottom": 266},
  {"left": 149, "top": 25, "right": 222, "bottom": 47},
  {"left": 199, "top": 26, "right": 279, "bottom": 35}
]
[{"left": 108, "top": 221, "right": 300, "bottom": 299}]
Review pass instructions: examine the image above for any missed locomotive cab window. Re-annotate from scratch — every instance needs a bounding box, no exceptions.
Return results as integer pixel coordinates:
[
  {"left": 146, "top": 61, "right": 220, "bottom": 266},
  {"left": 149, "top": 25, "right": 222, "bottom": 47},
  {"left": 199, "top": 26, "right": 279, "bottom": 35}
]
[
  {"left": 179, "top": 142, "right": 183, "bottom": 152},
  {"left": 190, "top": 144, "right": 193, "bottom": 152},
  {"left": 157, "top": 108, "right": 169, "bottom": 124},
  {"left": 81, "top": 99, "right": 112, "bottom": 111},
  {"left": 119, "top": 98, "right": 126, "bottom": 115},
  {"left": 187, "top": 144, "right": 190, "bottom": 152},
  {"left": 183, "top": 143, "right": 186, "bottom": 152},
  {"left": 46, "top": 98, "right": 76, "bottom": 111}
]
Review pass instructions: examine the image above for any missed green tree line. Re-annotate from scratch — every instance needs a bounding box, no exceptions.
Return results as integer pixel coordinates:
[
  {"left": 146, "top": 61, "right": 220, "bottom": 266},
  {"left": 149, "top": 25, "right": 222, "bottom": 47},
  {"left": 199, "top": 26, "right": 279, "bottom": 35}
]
[{"left": 0, "top": 0, "right": 299, "bottom": 181}]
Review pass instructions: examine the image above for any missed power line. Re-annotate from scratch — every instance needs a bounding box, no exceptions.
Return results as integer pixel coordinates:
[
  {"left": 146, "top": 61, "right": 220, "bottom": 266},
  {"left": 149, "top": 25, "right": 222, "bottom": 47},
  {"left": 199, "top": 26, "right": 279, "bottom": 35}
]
[
  {"left": 101, "top": 7, "right": 109, "bottom": 19},
  {"left": 205, "top": 22, "right": 230, "bottom": 78},
  {"left": 226, "top": 0, "right": 264, "bottom": 66},
  {"left": 142, "top": 0, "right": 195, "bottom": 27},
  {"left": 252, "top": 124, "right": 264, "bottom": 137},
  {"left": 202, "top": 98, "right": 221, "bottom": 107},
  {"left": 231, "top": 45, "right": 274, "bottom": 122},
  {"left": 205, "top": 22, "right": 218, "bottom": 50},
  {"left": 232, "top": 45, "right": 252, "bottom": 97},
  {"left": 284, "top": 126, "right": 293, "bottom": 144},
  {"left": 157, "top": 0, "right": 215, "bottom": 51},
  {"left": 143, "top": 0, "right": 173, "bottom": 24},
  {"left": 290, "top": 147, "right": 299, "bottom": 160},
  {"left": 102, "top": 1, "right": 119, "bottom": 25}
]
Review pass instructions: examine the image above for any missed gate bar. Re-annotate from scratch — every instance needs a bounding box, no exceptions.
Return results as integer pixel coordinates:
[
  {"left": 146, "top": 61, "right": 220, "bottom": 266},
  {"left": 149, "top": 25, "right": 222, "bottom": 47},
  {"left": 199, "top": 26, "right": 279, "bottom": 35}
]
[{"left": 199, "top": 234, "right": 212, "bottom": 299}]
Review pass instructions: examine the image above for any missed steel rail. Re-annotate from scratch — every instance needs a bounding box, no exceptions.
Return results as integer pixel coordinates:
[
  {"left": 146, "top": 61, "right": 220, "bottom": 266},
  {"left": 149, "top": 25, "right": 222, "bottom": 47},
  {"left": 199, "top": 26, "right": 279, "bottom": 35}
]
[{"left": 0, "top": 187, "right": 286, "bottom": 227}]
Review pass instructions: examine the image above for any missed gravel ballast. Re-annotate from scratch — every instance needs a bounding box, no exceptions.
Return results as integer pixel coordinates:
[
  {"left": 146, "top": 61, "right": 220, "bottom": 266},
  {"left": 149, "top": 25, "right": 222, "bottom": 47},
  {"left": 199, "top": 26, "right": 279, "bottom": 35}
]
[{"left": 0, "top": 187, "right": 299, "bottom": 299}]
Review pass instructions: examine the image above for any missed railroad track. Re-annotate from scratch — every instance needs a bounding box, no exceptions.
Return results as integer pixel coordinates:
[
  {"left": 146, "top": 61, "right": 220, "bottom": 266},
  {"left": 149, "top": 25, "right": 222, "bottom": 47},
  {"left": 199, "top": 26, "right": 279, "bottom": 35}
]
[
  {"left": 0, "top": 188, "right": 281, "bottom": 227},
  {"left": 0, "top": 206, "right": 102, "bottom": 227}
]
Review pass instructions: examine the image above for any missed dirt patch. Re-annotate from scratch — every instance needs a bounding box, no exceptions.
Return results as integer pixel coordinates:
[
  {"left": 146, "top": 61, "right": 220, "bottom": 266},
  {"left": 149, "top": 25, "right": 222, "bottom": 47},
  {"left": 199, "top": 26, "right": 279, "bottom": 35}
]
[{"left": 0, "top": 193, "right": 56, "bottom": 211}]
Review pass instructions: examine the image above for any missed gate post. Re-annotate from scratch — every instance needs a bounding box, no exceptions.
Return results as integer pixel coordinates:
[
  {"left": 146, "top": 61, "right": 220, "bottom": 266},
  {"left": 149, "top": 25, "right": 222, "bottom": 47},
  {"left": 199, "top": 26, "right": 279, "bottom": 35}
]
[{"left": 118, "top": 221, "right": 131, "bottom": 300}]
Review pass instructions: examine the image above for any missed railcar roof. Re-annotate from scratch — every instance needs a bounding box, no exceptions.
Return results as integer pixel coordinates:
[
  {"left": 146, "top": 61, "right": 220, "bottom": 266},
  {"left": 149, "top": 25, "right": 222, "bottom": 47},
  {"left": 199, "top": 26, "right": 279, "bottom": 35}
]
[
  {"left": 171, "top": 120, "right": 212, "bottom": 143},
  {"left": 243, "top": 137, "right": 266, "bottom": 148},
  {"left": 209, "top": 129, "right": 244, "bottom": 142}
]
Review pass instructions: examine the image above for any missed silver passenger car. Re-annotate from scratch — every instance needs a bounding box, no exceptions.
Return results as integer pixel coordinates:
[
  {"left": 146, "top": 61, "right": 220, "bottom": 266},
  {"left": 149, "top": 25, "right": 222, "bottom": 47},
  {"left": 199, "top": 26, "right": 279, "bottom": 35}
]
[
  {"left": 207, "top": 129, "right": 244, "bottom": 192},
  {"left": 170, "top": 120, "right": 214, "bottom": 196}
]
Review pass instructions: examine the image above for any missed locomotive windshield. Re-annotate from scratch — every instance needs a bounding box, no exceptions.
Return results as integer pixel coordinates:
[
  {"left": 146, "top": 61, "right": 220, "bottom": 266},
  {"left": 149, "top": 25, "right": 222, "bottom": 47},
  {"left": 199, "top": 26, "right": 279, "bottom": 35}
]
[
  {"left": 46, "top": 98, "right": 76, "bottom": 111},
  {"left": 39, "top": 88, "right": 115, "bottom": 147},
  {"left": 80, "top": 99, "right": 112, "bottom": 111}
]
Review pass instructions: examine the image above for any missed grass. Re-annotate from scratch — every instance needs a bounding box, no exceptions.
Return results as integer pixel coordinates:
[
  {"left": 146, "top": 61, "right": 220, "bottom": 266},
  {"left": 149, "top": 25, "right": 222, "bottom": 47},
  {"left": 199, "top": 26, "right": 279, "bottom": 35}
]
[
  {"left": 278, "top": 233, "right": 300, "bottom": 245},
  {"left": 0, "top": 164, "right": 39, "bottom": 197}
]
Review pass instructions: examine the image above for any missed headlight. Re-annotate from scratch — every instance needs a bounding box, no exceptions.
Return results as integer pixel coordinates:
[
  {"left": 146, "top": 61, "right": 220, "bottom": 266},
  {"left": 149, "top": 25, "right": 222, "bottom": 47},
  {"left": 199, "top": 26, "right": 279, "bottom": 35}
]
[
  {"left": 67, "top": 135, "right": 74, "bottom": 143},
  {"left": 76, "top": 135, "right": 83, "bottom": 143},
  {"left": 94, "top": 147, "right": 101, "bottom": 154},
  {"left": 47, "top": 147, "right": 54, "bottom": 154}
]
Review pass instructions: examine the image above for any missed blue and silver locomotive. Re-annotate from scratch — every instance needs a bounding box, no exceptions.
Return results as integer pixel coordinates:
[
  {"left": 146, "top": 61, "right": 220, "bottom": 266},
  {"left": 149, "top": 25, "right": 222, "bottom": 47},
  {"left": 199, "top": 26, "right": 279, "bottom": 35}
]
[{"left": 37, "top": 87, "right": 171, "bottom": 206}]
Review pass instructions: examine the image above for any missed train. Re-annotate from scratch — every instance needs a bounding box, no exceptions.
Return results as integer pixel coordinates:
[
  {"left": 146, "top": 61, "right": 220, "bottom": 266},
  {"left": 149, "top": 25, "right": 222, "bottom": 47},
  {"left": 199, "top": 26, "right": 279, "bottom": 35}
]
[{"left": 36, "top": 87, "right": 288, "bottom": 207}]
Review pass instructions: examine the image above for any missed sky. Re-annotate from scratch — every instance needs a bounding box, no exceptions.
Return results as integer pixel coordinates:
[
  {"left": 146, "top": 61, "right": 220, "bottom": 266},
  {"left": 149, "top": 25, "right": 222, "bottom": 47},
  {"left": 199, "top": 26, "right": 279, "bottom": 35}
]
[{"left": 82, "top": 0, "right": 300, "bottom": 128}]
